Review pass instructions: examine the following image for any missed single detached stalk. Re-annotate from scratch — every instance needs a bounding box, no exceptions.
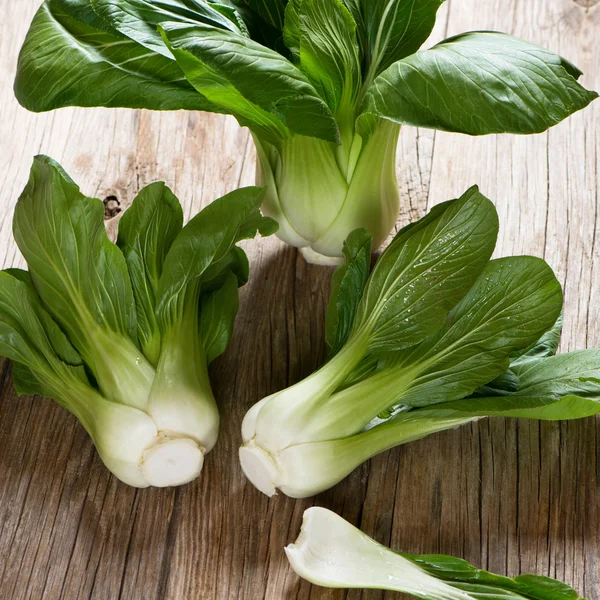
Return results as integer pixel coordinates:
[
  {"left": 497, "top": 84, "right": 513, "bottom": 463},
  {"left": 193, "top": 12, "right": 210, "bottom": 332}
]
[{"left": 286, "top": 508, "right": 583, "bottom": 599}]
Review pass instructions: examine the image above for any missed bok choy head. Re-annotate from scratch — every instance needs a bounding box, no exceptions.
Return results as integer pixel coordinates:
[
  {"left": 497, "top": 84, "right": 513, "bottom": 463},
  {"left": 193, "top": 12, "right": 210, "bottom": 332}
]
[
  {"left": 14, "top": 0, "right": 597, "bottom": 264},
  {"left": 1, "top": 156, "right": 276, "bottom": 488},
  {"left": 286, "top": 507, "right": 583, "bottom": 599},
  {"left": 240, "top": 186, "right": 600, "bottom": 498}
]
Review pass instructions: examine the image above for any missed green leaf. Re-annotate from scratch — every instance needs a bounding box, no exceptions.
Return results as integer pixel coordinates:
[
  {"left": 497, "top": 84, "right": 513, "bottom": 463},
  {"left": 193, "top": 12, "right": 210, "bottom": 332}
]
[
  {"left": 395, "top": 256, "right": 563, "bottom": 408},
  {"left": 199, "top": 271, "right": 240, "bottom": 364},
  {"left": 156, "top": 186, "right": 277, "bottom": 328},
  {"left": 512, "top": 312, "right": 563, "bottom": 366},
  {"left": 117, "top": 182, "right": 184, "bottom": 366},
  {"left": 354, "top": 186, "right": 498, "bottom": 352},
  {"left": 511, "top": 349, "right": 600, "bottom": 399},
  {"left": 339, "top": 0, "right": 363, "bottom": 41},
  {"left": 414, "top": 393, "right": 600, "bottom": 422},
  {"left": 282, "top": 1, "right": 301, "bottom": 57},
  {"left": 472, "top": 313, "right": 565, "bottom": 397},
  {"left": 218, "top": 0, "right": 283, "bottom": 52},
  {"left": 13, "top": 156, "right": 137, "bottom": 354},
  {"left": 361, "top": 32, "right": 598, "bottom": 135},
  {"left": 0, "top": 270, "right": 89, "bottom": 404},
  {"left": 284, "top": 0, "right": 362, "bottom": 114},
  {"left": 15, "top": 0, "right": 219, "bottom": 113},
  {"left": 361, "top": 0, "right": 444, "bottom": 81},
  {"left": 472, "top": 369, "right": 520, "bottom": 397},
  {"left": 326, "top": 228, "right": 372, "bottom": 357},
  {"left": 403, "top": 552, "right": 582, "bottom": 600},
  {"left": 91, "top": 0, "right": 247, "bottom": 58},
  {"left": 4, "top": 269, "right": 83, "bottom": 367},
  {"left": 202, "top": 245, "right": 251, "bottom": 291},
  {"left": 0, "top": 271, "right": 64, "bottom": 374},
  {"left": 209, "top": 2, "right": 250, "bottom": 36},
  {"left": 160, "top": 21, "right": 340, "bottom": 143},
  {"left": 402, "top": 349, "right": 600, "bottom": 420},
  {"left": 12, "top": 157, "right": 158, "bottom": 412},
  {"left": 473, "top": 312, "right": 564, "bottom": 397}
]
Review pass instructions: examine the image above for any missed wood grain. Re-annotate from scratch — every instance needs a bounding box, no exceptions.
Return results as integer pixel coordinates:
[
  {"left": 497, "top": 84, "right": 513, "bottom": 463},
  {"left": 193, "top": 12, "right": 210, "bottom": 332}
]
[{"left": 0, "top": 0, "right": 599, "bottom": 598}]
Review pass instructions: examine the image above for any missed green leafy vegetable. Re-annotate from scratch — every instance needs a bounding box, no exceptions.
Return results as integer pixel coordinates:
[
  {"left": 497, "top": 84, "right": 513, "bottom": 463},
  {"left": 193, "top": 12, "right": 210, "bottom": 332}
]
[
  {"left": 15, "top": 0, "right": 597, "bottom": 263},
  {"left": 1, "top": 156, "right": 276, "bottom": 488},
  {"left": 239, "top": 187, "right": 600, "bottom": 498},
  {"left": 286, "top": 507, "right": 583, "bottom": 600}
]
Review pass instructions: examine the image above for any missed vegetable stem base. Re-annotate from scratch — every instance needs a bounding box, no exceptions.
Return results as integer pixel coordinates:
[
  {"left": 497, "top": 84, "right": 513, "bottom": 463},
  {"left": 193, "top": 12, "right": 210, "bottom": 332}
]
[
  {"left": 141, "top": 437, "right": 204, "bottom": 487},
  {"left": 299, "top": 246, "right": 343, "bottom": 266},
  {"left": 239, "top": 443, "right": 278, "bottom": 497}
]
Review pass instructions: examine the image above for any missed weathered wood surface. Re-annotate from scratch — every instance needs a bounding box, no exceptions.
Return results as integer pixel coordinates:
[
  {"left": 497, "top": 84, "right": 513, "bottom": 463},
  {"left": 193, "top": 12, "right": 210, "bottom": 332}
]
[{"left": 0, "top": 0, "right": 599, "bottom": 598}]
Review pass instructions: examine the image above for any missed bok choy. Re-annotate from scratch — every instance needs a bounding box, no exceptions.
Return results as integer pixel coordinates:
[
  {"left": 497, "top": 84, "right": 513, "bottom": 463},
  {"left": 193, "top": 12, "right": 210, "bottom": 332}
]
[
  {"left": 240, "top": 186, "right": 600, "bottom": 498},
  {"left": 0, "top": 156, "right": 276, "bottom": 487},
  {"left": 14, "top": 0, "right": 597, "bottom": 263},
  {"left": 286, "top": 507, "right": 583, "bottom": 599}
]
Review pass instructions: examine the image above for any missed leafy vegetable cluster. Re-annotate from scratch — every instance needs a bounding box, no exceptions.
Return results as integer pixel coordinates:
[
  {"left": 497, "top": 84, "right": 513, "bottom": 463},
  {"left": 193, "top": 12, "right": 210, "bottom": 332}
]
[
  {"left": 7, "top": 3, "right": 599, "bottom": 589},
  {"left": 240, "top": 186, "right": 600, "bottom": 498},
  {"left": 14, "top": 0, "right": 597, "bottom": 262},
  {"left": 0, "top": 155, "right": 276, "bottom": 487}
]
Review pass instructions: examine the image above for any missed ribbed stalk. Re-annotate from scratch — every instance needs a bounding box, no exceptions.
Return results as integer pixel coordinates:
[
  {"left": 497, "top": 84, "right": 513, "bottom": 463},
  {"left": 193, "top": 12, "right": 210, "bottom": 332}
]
[{"left": 255, "top": 120, "right": 401, "bottom": 264}]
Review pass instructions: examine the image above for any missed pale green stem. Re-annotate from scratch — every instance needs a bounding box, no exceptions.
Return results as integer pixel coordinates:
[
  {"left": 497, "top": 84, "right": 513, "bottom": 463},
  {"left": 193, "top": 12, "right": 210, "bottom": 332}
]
[
  {"left": 274, "top": 410, "right": 476, "bottom": 498},
  {"left": 252, "top": 328, "right": 372, "bottom": 453},
  {"left": 296, "top": 361, "right": 424, "bottom": 443},
  {"left": 149, "top": 284, "right": 219, "bottom": 452},
  {"left": 84, "top": 325, "right": 156, "bottom": 411},
  {"left": 254, "top": 119, "right": 401, "bottom": 263},
  {"left": 286, "top": 507, "right": 476, "bottom": 599},
  {"left": 311, "top": 121, "right": 400, "bottom": 258}
]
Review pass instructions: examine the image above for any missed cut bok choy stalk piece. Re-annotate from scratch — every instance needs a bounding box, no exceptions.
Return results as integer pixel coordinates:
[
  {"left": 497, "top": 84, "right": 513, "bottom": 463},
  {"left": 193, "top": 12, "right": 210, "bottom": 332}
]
[
  {"left": 286, "top": 507, "right": 583, "bottom": 599},
  {"left": 14, "top": 0, "right": 597, "bottom": 263},
  {"left": 240, "top": 186, "right": 600, "bottom": 498},
  {"left": 2, "top": 155, "right": 276, "bottom": 487}
]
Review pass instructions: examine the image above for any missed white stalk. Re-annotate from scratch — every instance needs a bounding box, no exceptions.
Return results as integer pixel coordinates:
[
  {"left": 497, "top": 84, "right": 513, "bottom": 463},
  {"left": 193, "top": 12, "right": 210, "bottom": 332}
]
[
  {"left": 149, "top": 291, "right": 221, "bottom": 456},
  {"left": 67, "top": 384, "right": 204, "bottom": 488},
  {"left": 286, "top": 507, "right": 471, "bottom": 599},
  {"left": 255, "top": 120, "right": 401, "bottom": 265},
  {"left": 73, "top": 324, "right": 156, "bottom": 412},
  {"left": 147, "top": 332, "right": 219, "bottom": 455},
  {"left": 240, "top": 402, "right": 475, "bottom": 498},
  {"left": 245, "top": 330, "right": 371, "bottom": 454}
]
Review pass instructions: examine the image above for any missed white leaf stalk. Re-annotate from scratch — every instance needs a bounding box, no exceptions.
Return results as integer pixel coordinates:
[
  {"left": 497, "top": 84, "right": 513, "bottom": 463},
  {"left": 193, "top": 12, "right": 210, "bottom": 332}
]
[
  {"left": 255, "top": 120, "right": 400, "bottom": 265},
  {"left": 65, "top": 374, "right": 210, "bottom": 488},
  {"left": 286, "top": 508, "right": 469, "bottom": 597},
  {"left": 286, "top": 508, "right": 582, "bottom": 599}
]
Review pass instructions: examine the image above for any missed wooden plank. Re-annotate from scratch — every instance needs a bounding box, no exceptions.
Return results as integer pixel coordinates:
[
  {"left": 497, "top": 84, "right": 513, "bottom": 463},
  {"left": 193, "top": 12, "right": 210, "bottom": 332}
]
[{"left": 0, "top": 0, "right": 598, "bottom": 599}]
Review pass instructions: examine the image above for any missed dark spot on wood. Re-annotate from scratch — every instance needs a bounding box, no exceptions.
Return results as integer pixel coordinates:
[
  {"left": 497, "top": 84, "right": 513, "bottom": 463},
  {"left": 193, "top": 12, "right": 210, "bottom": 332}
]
[
  {"left": 573, "top": 0, "right": 599, "bottom": 6},
  {"left": 103, "top": 195, "right": 121, "bottom": 220}
]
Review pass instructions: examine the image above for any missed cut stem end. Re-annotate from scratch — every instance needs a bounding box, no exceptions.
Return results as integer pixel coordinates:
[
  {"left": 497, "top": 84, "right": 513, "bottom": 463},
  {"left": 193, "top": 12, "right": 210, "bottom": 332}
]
[
  {"left": 141, "top": 437, "right": 204, "bottom": 487},
  {"left": 239, "top": 443, "right": 278, "bottom": 497}
]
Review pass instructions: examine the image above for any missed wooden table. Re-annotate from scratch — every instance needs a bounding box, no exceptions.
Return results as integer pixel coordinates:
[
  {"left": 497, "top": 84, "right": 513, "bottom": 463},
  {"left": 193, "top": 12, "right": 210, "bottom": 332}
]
[{"left": 1, "top": 1, "right": 599, "bottom": 598}]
